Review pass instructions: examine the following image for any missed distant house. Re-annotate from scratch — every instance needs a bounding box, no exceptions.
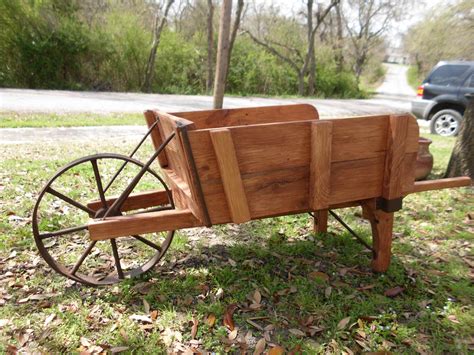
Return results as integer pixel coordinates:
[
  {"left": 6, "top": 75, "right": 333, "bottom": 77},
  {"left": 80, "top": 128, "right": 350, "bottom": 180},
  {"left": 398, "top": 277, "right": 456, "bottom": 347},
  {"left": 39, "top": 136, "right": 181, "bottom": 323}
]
[{"left": 385, "top": 46, "right": 408, "bottom": 64}]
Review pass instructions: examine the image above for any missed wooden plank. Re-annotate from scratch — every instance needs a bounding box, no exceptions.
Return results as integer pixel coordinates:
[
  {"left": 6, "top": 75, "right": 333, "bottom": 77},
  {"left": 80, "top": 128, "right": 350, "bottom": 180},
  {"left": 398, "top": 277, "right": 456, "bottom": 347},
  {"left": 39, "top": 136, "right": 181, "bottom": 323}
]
[
  {"left": 329, "top": 154, "right": 386, "bottom": 205},
  {"left": 210, "top": 128, "right": 251, "bottom": 223},
  {"left": 87, "top": 190, "right": 171, "bottom": 213},
  {"left": 172, "top": 104, "right": 319, "bottom": 129},
  {"left": 313, "top": 210, "right": 328, "bottom": 234},
  {"left": 409, "top": 176, "right": 471, "bottom": 194},
  {"left": 382, "top": 114, "right": 410, "bottom": 200},
  {"left": 144, "top": 110, "right": 168, "bottom": 167},
  {"left": 88, "top": 209, "right": 202, "bottom": 240},
  {"left": 153, "top": 111, "right": 210, "bottom": 225},
  {"left": 309, "top": 121, "right": 333, "bottom": 210}
]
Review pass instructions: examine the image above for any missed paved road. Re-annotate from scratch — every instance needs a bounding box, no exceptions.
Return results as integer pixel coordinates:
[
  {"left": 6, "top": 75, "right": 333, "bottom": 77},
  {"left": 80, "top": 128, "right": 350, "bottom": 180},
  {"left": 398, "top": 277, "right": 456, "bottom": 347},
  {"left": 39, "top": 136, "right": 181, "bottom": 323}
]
[{"left": 1, "top": 63, "right": 424, "bottom": 144}]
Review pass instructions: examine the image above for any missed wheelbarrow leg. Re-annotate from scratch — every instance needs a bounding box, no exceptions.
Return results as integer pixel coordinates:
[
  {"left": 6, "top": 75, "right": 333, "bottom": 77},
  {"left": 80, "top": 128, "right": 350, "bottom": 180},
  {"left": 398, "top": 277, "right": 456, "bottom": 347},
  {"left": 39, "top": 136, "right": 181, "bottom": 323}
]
[
  {"left": 313, "top": 209, "right": 328, "bottom": 234},
  {"left": 363, "top": 202, "right": 394, "bottom": 272}
]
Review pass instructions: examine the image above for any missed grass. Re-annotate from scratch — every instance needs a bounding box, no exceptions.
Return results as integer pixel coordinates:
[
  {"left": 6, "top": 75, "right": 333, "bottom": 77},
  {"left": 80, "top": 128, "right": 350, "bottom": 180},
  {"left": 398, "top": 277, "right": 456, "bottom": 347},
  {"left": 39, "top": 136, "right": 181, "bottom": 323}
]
[
  {"left": 0, "top": 132, "right": 473, "bottom": 353},
  {"left": 0, "top": 112, "right": 143, "bottom": 128}
]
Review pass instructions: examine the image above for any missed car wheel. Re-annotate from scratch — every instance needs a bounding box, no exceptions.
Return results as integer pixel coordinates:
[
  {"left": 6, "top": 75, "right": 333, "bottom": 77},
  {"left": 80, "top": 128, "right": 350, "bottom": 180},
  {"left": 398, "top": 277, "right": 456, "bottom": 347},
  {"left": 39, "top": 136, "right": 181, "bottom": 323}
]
[{"left": 430, "top": 109, "right": 462, "bottom": 136}]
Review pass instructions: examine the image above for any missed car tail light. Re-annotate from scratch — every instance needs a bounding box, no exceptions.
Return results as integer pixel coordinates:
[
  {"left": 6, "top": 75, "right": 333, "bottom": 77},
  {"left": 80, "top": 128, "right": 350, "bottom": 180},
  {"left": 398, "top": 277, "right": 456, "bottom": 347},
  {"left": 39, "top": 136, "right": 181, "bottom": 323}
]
[{"left": 417, "top": 85, "right": 424, "bottom": 97}]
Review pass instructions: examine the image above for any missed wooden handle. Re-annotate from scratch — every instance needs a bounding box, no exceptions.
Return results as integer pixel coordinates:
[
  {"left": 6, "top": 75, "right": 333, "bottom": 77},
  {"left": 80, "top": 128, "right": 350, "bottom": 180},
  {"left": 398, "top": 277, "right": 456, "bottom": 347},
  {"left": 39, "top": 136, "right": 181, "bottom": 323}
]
[{"left": 410, "top": 177, "right": 471, "bottom": 194}]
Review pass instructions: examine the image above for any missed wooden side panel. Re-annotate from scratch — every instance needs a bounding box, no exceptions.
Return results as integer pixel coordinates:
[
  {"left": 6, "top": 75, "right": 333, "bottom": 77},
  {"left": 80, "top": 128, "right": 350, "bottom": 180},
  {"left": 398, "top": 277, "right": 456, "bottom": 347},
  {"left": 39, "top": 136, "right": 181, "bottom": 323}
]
[
  {"left": 188, "top": 114, "right": 412, "bottom": 224},
  {"left": 151, "top": 111, "right": 209, "bottom": 224},
  {"left": 210, "top": 129, "right": 251, "bottom": 223},
  {"left": 172, "top": 104, "right": 319, "bottom": 129},
  {"left": 309, "top": 121, "right": 333, "bottom": 210},
  {"left": 144, "top": 110, "right": 168, "bottom": 167}
]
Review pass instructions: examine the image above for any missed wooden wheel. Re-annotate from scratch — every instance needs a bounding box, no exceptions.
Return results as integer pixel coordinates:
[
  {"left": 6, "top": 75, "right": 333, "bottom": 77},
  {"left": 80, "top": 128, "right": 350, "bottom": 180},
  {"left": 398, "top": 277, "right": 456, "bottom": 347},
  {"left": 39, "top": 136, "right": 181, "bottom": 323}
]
[{"left": 32, "top": 153, "right": 175, "bottom": 286}]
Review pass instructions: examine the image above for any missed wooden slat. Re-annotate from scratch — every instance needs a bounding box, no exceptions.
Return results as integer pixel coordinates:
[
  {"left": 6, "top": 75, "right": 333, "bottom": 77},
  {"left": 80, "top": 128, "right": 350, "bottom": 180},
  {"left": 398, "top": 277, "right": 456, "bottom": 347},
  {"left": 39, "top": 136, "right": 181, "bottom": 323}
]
[
  {"left": 383, "top": 114, "right": 409, "bottom": 200},
  {"left": 144, "top": 110, "right": 168, "bottom": 167},
  {"left": 172, "top": 104, "right": 319, "bottom": 129},
  {"left": 153, "top": 111, "right": 209, "bottom": 225},
  {"left": 210, "top": 129, "right": 251, "bottom": 223},
  {"left": 87, "top": 190, "right": 170, "bottom": 213},
  {"left": 309, "top": 121, "right": 333, "bottom": 210},
  {"left": 88, "top": 209, "right": 202, "bottom": 240}
]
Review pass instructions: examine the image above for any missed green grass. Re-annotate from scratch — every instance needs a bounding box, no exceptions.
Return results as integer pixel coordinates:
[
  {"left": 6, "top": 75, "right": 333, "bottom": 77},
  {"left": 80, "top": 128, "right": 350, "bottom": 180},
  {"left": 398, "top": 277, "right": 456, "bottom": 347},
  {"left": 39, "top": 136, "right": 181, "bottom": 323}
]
[
  {"left": 0, "top": 112, "right": 143, "bottom": 128},
  {"left": 0, "top": 134, "right": 472, "bottom": 353}
]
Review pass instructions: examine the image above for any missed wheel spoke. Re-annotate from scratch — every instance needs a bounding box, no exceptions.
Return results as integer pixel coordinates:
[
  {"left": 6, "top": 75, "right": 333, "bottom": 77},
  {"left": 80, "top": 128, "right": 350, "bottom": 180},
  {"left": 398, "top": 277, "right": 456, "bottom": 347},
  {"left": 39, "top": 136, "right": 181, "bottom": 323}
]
[
  {"left": 91, "top": 159, "right": 107, "bottom": 208},
  {"left": 110, "top": 239, "right": 124, "bottom": 279},
  {"left": 46, "top": 187, "right": 95, "bottom": 215},
  {"left": 40, "top": 224, "right": 88, "bottom": 239},
  {"left": 71, "top": 241, "right": 97, "bottom": 275},
  {"left": 133, "top": 235, "right": 162, "bottom": 252}
]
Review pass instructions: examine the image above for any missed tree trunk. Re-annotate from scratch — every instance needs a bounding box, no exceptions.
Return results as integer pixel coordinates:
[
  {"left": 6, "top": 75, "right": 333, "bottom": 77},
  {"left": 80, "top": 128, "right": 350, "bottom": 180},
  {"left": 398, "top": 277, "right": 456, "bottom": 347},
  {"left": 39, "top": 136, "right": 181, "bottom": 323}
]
[
  {"left": 445, "top": 98, "right": 474, "bottom": 179},
  {"left": 224, "top": 0, "right": 244, "bottom": 84},
  {"left": 297, "top": 71, "right": 306, "bottom": 96},
  {"left": 142, "top": 0, "right": 175, "bottom": 93},
  {"left": 335, "top": 2, "right": 344, "bottom": 71},
  {"left": 206, "top": 0, "right": 214, "bottom": 94},
  {"left": 213, "top": 0, "right": 232, "bottom": 109},
  {"left": 308, "top": 48, "right": 316, "bottom": 96},
  {"left": 307, "top": 0, "right": 315, "bottom": 96}
]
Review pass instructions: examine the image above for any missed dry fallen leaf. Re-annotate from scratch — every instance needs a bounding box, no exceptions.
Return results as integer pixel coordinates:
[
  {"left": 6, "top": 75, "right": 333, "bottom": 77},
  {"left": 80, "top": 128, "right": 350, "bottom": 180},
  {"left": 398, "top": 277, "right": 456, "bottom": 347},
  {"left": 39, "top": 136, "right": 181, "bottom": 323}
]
[
  {"left": 268, "top": 346, "right": 285, "bottom": 355},
  {"left": 253, "top": 290, "right": 262, "bottom": 304},
  {"left": 110, "top": 346, "right": 129, "bottom": 354},
  {"left": 384, "top": 286, "right": 405, "bottom": 298},
  {"left": 43, "top": 314, "right": 56, "bottom": 327},
  {"left": 206, "top": 313, "right": 216, "bottom": 327},
  {"left": 253, "top": 338, "right": 266, "bottom": 355},
  {"left": 223, "top": 304, "right": 237, "bottom": 331},
  {"left": 191, "top": 317, "right": 199, "bottom": 339},
  {"left": 337, "top": 317, "right": 351, "bottom": 330},
  {"left": 143, "top": 299, "right": 150, "bottom": 314},
  {"left": 228, "top": 328, "right": 238, "bottom": 340},
  {"left": 308, "top": 271, "right": 330, "bottom": 282},
  {"left": 289, "top": 328, "right": 305, "bottom": 337}
]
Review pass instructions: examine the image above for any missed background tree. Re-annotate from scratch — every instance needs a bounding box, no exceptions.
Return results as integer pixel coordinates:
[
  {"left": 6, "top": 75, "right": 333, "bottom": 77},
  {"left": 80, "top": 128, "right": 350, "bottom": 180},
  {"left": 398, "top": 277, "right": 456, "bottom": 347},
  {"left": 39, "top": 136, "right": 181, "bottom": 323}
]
[
  {"left": 142, "top": 0, "right": 175, "bottom": 93},
  {"left": 206, "top": 0, "right": 214, "bottom": 93},
  {"left": 246, "top": 0, "right": 339, "bottom": 96},
  {"left": 445, "top": 98, "right": 474, "bottom": 179},
  {"left": 404, "top": 0, "right": 473, "bottom": 82},
  {"left": 213, "top": 0, "right": 233, "bottom": 108},
  {"left": 343, "top": 0, "right": 407, "bottom": 82}
]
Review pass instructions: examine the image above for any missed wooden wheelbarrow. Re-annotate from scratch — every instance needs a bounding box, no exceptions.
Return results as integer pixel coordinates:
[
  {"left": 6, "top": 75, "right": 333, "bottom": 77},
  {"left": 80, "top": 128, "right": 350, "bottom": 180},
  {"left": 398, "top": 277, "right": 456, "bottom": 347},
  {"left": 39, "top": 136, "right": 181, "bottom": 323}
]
[{"left": 32, "top": 104, "right": 471, "bottom": 285}]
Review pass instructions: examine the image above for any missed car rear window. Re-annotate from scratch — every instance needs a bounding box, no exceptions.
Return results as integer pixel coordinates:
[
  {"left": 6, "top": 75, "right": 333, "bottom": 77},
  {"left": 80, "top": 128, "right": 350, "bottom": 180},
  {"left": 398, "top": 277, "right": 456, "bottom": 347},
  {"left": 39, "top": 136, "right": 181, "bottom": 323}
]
[{"left": 428, "top": 65, "right": 470, "bottom": 86}]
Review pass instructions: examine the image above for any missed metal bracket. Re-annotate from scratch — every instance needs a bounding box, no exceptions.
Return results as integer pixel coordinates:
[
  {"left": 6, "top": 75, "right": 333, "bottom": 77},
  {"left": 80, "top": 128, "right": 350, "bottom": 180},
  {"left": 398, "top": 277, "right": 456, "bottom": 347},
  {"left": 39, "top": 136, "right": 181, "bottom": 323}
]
[{"left": 376, "top": 197, "right": 403, "bottom": 213}]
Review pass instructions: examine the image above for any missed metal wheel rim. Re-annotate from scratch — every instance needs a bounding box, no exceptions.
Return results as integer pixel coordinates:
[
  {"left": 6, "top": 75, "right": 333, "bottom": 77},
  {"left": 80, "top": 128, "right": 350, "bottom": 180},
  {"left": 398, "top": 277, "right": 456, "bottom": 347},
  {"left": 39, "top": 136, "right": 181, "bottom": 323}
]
[
  {"left": 32, "top": 153, "right": 175, "bottom": 286},
  {"left": 434, "top": 114, "right": 458, "bottom": 136}
]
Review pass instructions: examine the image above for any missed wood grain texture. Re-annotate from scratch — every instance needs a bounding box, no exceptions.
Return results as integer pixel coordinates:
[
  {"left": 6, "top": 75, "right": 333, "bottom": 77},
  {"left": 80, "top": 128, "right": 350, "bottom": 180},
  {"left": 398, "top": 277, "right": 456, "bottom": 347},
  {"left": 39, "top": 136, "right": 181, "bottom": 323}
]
[
  {"left": 383, "top": 114, "right": 410, "bottom": 200},
  {"left": 313, "top": 209, "right": 328, "bottom": 234},
  {"left": 210, "top": 129, "right": 251, "bottom": 223},
  {"left": 172, "top": 104, "right": 319, "bottom": 129},
  {"left": 89, "top": 209, "right": 202, "bottom": 240},
  {"left": 410, "top": 176, "right": 471, "bottom": 194},
  {"left": 87, "top": 190, "right": 170, "bottom": 213},
  {"left": 186, "top": 114, "right": 417, "bottom": 224},
  {"left": 152, "top": 111, "right": 209, "bottom": 224},
  {"left": 144, "top": 110, "right": 168, "bottom": 167},
  {"left": 309, "top": 121, "right": 333, "bottom": 210}
]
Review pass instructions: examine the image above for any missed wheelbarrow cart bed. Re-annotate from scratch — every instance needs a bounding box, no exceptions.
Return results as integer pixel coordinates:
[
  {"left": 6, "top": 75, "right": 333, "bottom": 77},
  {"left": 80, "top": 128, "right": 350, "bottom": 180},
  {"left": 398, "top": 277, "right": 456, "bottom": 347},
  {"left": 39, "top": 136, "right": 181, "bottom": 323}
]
[{"left": 33, "top": 104, "right": 471, "bottom": 285}]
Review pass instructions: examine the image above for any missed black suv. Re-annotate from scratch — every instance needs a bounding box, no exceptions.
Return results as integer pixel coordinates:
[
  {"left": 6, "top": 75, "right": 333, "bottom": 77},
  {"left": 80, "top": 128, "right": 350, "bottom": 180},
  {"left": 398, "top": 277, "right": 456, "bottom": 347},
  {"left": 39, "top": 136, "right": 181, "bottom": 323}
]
[{"left": 411, "top": 61, "right": 474, "bottom": 136}]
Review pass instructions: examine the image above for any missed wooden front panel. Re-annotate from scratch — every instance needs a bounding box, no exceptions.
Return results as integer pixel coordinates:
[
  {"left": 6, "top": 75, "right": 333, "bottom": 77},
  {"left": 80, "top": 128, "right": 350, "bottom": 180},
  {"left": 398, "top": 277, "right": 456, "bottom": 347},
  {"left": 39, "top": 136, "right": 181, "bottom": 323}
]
[
  {"left": 187, "top": 114, "right": 419, "bottom": 225},
  {"left": 172, "top": 104, "right": 318, "bottom": 130}
]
